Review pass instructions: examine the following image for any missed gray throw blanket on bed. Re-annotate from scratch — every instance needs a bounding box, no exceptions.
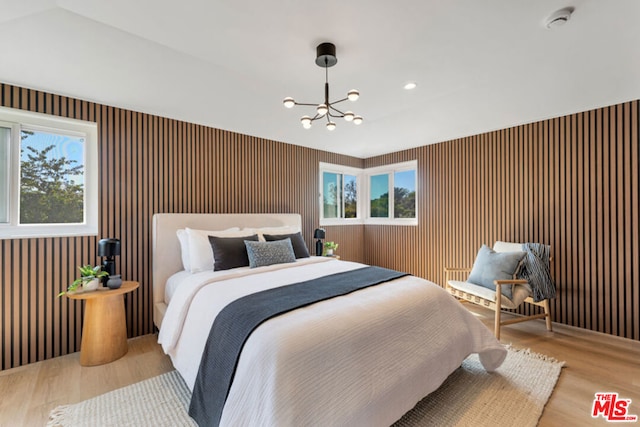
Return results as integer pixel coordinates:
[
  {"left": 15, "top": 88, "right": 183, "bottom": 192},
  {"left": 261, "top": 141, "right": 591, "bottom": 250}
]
[
  {"left": 517, "top": 243, "right": 555, "bottom": 302},
  {"left": 188, "top": 266, "right": 409, "bottom": 427}
]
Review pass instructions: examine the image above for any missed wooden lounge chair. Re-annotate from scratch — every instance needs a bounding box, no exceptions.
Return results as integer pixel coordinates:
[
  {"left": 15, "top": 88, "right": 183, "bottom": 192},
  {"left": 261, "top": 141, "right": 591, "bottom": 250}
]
[{"left": 445, "top": 241, "right": 553, "bottom": 340}]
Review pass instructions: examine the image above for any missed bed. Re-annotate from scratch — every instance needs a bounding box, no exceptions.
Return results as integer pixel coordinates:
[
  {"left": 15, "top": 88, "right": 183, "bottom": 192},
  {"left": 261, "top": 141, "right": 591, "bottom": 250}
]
[{"left": 153, "top": 213, "right": 507, "bottom": 426}]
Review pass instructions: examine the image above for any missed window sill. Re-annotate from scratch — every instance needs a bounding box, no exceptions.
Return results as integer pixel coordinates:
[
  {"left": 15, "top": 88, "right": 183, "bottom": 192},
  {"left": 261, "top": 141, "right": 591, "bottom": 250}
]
[
  {"left": 0, "top": 224, "right": 98, "bottom": 240},
  {"left": 319, "top": 218, "right": 364, "bottom": 227},
  {"left": 364, "top": 218, "right": 418, "bottom": 226},
  {"left": 319, "top": 218, "right": 418, "bottom": 227}
]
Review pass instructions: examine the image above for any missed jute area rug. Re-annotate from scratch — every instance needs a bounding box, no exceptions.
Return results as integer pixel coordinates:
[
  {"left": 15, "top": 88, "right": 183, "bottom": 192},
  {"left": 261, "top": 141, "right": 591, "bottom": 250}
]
[{"left": 48, "top": 347, "right": 563, "bottom": 427}]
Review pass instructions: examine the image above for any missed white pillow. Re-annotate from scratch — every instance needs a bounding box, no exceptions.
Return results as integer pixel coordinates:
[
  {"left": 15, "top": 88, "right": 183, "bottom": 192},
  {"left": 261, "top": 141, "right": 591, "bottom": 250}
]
[
  {"left": 176, "top": 229, "right": 191, "bottom": 271},
  {"left": 187, "top": 227, "right": 258, "bottom": 273},
  {"left": 253, "top": 225, "right": 299, "bottom": 242},
  {"left": 493, "top": 241, "right": 523, "bottom": 253}
]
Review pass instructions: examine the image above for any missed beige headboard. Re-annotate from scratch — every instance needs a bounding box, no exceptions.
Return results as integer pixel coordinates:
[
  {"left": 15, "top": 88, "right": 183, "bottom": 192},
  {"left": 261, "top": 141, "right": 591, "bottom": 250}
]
[{"left": 152, "top": 213, "right": 302, "bottom": 327}]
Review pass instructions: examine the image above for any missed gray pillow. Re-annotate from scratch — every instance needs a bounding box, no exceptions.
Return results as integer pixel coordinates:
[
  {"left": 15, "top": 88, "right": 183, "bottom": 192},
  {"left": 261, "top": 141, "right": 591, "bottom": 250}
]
[
  {"left": 263, "top": 232, "right": 310, "bottom": 259},
  {"left": 244, "top": 238, "right": 297, "bottom": 268},
  {"left": 209, "top": 234, "right": 259, "bottom": 271},
  {"left": 467, "top": 245, "right": 525, "bottom": 299}
]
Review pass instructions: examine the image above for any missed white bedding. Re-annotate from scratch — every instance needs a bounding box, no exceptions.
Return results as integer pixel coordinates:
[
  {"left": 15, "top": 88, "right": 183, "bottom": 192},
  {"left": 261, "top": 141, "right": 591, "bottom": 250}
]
[
  {"left": 164, "top": 270, "right": 192, "bottom": 304},
  {"left": 158, "top": 257, "right": 507, "bottom": 427}
]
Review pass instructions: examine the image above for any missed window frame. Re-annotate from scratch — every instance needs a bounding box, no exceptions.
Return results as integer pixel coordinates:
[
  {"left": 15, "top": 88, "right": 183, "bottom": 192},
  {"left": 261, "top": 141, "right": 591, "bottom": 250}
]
[
  {"left": 0, "top": 120, "right": 12, "bottom": 224},
  {"left": 0, "top": 106, "right": 99, "bottom": 239},
  {"left": 365, "top": 160, "right": 418, "bottom": 226},
  {"left": 319, "top": 162, "right": 364, "bottom": 226},
  {"left": 318, "top": 160, "right": 418, "bottom": 227}
]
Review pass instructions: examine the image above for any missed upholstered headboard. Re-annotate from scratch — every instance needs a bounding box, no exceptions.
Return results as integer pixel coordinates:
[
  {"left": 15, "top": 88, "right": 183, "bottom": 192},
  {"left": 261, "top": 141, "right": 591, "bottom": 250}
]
[{"left": 151, "top": 213, "right": 302, "bottom": 327}]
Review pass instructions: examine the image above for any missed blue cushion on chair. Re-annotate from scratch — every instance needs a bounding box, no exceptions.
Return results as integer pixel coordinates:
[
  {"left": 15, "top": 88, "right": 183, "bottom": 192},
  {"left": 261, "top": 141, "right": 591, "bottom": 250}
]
[{"left": 467, "top": 245, "right": 525, "bottom": 299}]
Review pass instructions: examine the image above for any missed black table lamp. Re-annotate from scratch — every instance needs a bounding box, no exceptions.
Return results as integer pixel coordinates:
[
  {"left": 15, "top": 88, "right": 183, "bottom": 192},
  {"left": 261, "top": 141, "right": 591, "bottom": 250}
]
[
  {"left": 313, "top": 228, "right": 325, "bottom": 256},
  {"left": 98, "top": 238, "right": 121, "bottom": 283}
]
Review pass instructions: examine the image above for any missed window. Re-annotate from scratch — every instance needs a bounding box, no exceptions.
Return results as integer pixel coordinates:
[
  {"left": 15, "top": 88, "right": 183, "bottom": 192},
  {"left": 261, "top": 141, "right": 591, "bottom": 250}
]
[
  {"left": 319, "top": 160, "right": 417, "bottom": 226},
  {"left": 366, "top": 161, "right": 417, "bottom": 225},
  {"left": 320, "top": 163, "right": 361, "bottom": 225},
  {"left": 0, "top": 126, "right": 9, "bottom": 224},
  {"left": 392, "top": 169, "right": 417, "bottom": 219},
  {"left": 369, "top": 173, "right": 389, "bottom": 217},
  {"left": 0, "top": 106, "right": 98, "bottom": 239}
]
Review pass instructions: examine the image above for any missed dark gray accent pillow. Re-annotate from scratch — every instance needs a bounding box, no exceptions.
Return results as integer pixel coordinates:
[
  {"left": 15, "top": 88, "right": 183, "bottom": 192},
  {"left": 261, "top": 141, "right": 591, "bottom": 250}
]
[
  {"left": 263, "top": 232, "right": 310, "bottom": 259},
  {"left": 244, "top": 239, "right": 297, "bottom": 268},
  {"left": 208, "top": 234, "right": 259, "bottom": 271},
  {"left": 467, "top": 244, "right": 526, "bottom": 299}
]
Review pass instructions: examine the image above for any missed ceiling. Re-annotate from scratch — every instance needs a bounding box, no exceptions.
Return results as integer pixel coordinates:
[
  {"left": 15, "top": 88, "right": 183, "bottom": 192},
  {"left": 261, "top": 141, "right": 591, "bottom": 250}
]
[{"left": 0, "top": 1, "right": 638, "bottom": 158}]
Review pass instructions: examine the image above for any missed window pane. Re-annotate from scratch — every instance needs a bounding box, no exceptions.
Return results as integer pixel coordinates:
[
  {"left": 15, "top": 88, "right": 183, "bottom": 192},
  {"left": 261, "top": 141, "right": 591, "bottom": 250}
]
[
  {"left": 370, "top": 174, "right": 389, "bottom": 218},
  {"left": 323, "top": 172, "right": 341, "bottom": 218},
  {"left": 343, "top": 174, "right": 357, "bottom": 219},
  {"left": 394, "top": 170, "right": 416, "bottom": 218},
  {"left": 20, "top": 129, "right": 85, "bottom": 224},
  {"left": 0, "top": 126, "right": 9, "bottom": 223}
]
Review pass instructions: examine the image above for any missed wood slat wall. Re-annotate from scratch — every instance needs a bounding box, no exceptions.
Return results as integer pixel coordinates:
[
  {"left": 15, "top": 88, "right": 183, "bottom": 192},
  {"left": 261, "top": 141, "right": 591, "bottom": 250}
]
[
  {"left": 1, "top": 81, "right": 638, "bottom": 371},
  {"left": 0, "top": 83, "right": 364, "bottom": 371},
  {"left": 365, "top": 101, "right": 639, "bottom": 341}
]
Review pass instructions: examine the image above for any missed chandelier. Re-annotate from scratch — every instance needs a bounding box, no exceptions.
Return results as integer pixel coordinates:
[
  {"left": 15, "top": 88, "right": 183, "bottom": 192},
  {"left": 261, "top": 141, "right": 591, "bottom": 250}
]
[{"left": 283, "top": 42, "right": 363, "bottom": 131}]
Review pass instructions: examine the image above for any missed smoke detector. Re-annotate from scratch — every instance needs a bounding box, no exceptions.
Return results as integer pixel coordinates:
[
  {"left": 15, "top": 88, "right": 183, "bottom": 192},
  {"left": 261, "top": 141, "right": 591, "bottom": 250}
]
[{"left": 545, "top": 7, "right": 574, "bottom": 29}]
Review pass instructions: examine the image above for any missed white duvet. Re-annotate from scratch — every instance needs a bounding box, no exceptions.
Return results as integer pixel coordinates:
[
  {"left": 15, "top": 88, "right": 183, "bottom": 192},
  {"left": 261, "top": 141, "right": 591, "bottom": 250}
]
[{"left": 158, "top": 257, "right": 506, "bottom": 427}]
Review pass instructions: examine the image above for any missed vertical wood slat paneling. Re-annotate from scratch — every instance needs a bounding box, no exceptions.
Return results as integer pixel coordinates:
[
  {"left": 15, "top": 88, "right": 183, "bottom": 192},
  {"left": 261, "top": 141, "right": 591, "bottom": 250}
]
[
  {"left": 365, "top": 101, "right": 639, "bottom": 342},
  {"left": 0, "top": 83, "right": 364, "bottom": 371},
  {"left": 1, "top": 82, "right": 638, "bottom": 371}
]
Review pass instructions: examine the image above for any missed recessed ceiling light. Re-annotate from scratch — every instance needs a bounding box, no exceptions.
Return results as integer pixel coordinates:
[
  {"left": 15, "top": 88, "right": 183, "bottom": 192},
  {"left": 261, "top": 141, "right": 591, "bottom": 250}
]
[
  {"left": 545, "top": 7, "right": 574, "bottom": 29},
  {"left": 404, "top": 82, "right": 417, "bottom": 90}
]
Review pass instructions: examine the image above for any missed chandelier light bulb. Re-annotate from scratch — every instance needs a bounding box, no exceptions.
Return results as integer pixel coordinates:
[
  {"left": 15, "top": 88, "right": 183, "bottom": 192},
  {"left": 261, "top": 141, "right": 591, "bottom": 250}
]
[
  {"left": 326, "top": 121, "right": 336, "bottom": 131},
  {"left": 317, "top": 104, "right": 328, "bottom": 116},
  {"left": 353, "top": 115, "right": 363, "bottom": 125},
  {"left": 347, "top": 90, "right": 359, "bottom": 101},
  {"left": 283, "top": 97, "right": 295, "bottom": 108},
  {"left": 343, "top": 111, "right": 354, "bottom": 122},
  {"left": 301, "top": 116, "right": 312, "bottom": 129}
]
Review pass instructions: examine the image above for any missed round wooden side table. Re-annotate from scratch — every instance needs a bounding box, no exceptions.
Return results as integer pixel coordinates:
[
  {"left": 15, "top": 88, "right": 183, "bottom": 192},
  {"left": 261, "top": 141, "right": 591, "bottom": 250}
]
[{"left": 67, "top": 281, "right": 139, "bottom": 366}]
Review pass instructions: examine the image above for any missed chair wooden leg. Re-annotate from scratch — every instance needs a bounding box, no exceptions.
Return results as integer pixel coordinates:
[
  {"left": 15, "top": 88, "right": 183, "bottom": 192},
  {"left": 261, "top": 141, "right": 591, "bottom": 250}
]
[
  {"left": 543, "top": 299, "right": 552, "bottom": 331},
  {"left": 494, "top": 285, "right": 502, "bottom": 340}
]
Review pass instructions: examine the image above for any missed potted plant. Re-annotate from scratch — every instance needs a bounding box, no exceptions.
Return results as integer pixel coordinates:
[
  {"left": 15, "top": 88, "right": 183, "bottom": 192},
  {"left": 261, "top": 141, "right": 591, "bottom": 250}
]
[
  {"left": 324, "top": 241, "right": 339, "bottom": 256},
  {"left": 58, "top": 265, "right": 109, "bottom": 296}
]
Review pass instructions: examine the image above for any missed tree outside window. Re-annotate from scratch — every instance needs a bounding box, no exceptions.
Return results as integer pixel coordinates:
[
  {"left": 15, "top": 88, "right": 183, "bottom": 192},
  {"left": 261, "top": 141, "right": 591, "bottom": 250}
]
[
  {"left": 322, "top": 171, "right": 358, "bottom": 220},
  {"left": 368, "top": 167, "right": 416, "bottom": 221},
  {"left": 393, "top": 170, "right": 416, "bottom": 219},
  {"left": 370, "top": 174, "right": 389, "bottom": 217},
  {"left": 20, "top": 129, "right": 85, "bottom": 224}
]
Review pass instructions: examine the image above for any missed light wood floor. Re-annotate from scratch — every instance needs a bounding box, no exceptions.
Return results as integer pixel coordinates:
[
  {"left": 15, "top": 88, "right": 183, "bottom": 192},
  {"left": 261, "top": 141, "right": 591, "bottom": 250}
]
[{"left": 1, "top": 305, "right": 639, "bottom": 426}]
